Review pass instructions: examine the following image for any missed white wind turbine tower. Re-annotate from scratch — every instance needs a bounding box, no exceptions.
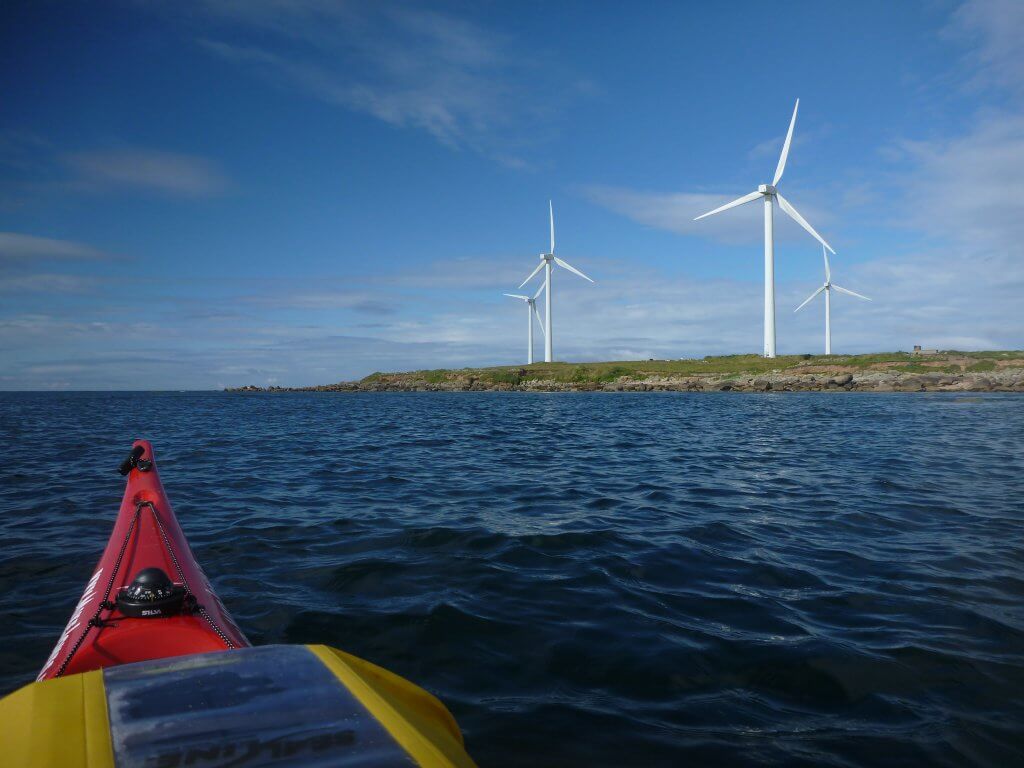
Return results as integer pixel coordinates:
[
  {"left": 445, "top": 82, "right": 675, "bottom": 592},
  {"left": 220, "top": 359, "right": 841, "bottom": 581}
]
[
  {"left": 794, "top": 245, "right": 871, "bottom": 356},
  {"left": 503, "top": 282, "right": 547, "bottom": 364},
  {"left": 518, "top": 200, "right": 594, "bottom": 362},
  {"left": 695, "top": 99, "right": 835, "bottom": 358}
]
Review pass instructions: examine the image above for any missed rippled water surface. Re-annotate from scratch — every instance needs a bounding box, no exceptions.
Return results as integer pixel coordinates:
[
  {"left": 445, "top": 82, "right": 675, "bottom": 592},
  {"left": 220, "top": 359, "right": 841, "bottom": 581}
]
[{"left": 1, "top": 392, "right": 1023, "bottom": 766}]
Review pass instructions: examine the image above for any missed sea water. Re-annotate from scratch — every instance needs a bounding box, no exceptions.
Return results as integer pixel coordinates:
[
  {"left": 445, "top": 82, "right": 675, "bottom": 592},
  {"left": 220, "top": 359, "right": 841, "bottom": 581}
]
[{"left": 1, "top": 391, "right": 1022, "bottom": 766}]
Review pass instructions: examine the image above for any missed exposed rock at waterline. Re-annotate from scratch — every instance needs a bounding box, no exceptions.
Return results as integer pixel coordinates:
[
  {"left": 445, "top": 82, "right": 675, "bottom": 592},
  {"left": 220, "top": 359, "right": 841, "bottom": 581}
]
[{"left": 227, "top": 367, "right": 1024, "bottom": 394}]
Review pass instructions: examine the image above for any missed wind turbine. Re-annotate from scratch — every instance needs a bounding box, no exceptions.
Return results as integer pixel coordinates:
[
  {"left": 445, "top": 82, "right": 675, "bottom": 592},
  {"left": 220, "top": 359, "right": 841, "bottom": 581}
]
[
  {"left": 794, "top": 245, "right": 870, "bottom": 356},
  {"left": 694, "top": 99, "right": 835, "bottom": 358},
  {"left": 503, "top": 282, "right": 547, "bottom": 364},
  {"left": 518, "top": 200, "right": 594, "bottom": 362}
]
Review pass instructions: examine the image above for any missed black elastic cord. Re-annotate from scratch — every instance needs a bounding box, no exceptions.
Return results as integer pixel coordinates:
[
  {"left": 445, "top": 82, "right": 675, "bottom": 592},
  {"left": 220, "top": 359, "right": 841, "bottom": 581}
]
[
  {"left": 149, "top": 504, "right": 236, "bottom": 649},
  {"left": 54, "top": 502, "right": 142, "bottom": 677}
]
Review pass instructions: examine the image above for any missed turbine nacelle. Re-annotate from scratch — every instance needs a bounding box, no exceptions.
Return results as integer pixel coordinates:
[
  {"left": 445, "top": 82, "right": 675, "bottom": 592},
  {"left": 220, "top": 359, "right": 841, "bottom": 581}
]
[{"left": 758, "top": 184, "right": 776, "bottom": 195}]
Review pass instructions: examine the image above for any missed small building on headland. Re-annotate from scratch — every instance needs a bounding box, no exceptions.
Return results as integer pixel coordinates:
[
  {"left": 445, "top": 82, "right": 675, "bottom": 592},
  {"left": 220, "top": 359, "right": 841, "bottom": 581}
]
[{"left": 912, "top": 345, "right": 939, "bottom": 356}]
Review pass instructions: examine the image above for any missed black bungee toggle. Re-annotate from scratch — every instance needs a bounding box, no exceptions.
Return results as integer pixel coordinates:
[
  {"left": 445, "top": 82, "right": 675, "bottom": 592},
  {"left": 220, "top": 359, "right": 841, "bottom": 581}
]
[
  {"left": 118, "top": 445, "right": 145, "bottom": 475},
  {"left": 118, "top": 444, "right": 153, "bottom": 474},
  {"left": 116, "top": 567, "right": 186, "bottom": 618}
]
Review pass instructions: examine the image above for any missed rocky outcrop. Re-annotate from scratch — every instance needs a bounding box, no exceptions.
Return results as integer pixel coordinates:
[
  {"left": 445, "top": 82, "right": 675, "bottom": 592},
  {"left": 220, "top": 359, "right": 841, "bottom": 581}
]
[{"left": 226, "top": 367, "right": 1024, "bottom": 393}]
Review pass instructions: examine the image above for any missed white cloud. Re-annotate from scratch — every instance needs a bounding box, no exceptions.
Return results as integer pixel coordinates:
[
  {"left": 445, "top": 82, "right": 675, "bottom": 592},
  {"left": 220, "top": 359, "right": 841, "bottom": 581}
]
[
  {"left": 944, "top": 0, "right": 1024, "bottom": 94},
  {"left": 192, "top": 3, "right": 570, "bottom": 154},
  {"left": 890, "top": 113, "right": 1024, "bottom": 250},
  {"left": 0, "top": 314, "right": 117, "bottom": 340},
  {"left": 0, "top": 273, "right": 98, "bottom": 293},
  {"left": 197, "top": 37, "right": 498, "bottom": 148},
  {"left": 0, "top": 131, "right": 50, "bottom": 171},
  {"left": 2, "top": 240, "right": 1020, "bottom": 390},
  {"left": 4, "top": 1, "right": 1023, "bottom": 390},
  {"left": 0, "top": 232, "right": 107, "bottom": 261},
  {"left": 581, "top": 185, "right": 836, "bottom": 247},
  {"left": 242, "top": 288, "right": 397, "bottom": 315},
  {"left": 62, "top": 149, "right": 229, "bottom": 197}
]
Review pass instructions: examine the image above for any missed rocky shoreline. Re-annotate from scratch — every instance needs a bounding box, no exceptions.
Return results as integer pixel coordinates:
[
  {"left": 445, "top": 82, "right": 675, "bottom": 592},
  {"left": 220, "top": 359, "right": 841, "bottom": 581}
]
[{"left": 227, "top": 367, "right": 1024, "bottom": 393}]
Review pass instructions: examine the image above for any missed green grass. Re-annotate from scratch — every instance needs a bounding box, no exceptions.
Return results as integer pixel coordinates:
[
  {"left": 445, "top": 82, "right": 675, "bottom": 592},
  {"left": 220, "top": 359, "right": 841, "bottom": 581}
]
[
  {"left": 961, "top": 350, "right": 1016, "bottom": 359},
  {"left": 356, "top": 351, "right": 1023, "bottom": 386},
  {"left": 419, "top": 370, "right": 450, "bottom": 384},
  {"left": 596, "top": 365, "right": 636, "bottom": 383},
  {"left": 966, "top": 360, "right": 997, "bottom": 372},
  {"left": 484, "top": 369, "right": 524, "bottom": 386},
  {"left": 890, "top": 364, "right": 961, "bottom": 374},
  {"left": 823, "top": 352, "right": 915, "bottom": 367}
]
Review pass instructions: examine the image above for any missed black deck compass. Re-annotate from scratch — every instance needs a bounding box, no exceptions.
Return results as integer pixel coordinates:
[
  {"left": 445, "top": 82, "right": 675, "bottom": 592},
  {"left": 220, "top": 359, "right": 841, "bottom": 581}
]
[{"left": 116, "top": 567, "right": 186, "bottom": 618}]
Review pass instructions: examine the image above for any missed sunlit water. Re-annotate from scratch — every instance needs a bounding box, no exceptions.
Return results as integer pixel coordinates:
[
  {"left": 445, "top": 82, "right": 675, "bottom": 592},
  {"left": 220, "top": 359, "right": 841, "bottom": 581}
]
[{"left": 1, "top": 392, "right": 1022, "bottom": 766}]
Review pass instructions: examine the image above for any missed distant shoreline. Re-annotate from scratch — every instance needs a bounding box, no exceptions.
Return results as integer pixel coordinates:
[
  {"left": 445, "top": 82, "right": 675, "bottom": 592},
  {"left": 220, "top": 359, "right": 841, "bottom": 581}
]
[{"left": 226, "top": 351, "right": 1024, "bottom": 393}]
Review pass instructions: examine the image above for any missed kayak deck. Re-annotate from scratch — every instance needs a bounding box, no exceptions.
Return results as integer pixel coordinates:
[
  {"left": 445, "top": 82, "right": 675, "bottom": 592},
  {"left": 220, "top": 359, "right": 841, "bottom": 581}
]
[
  {"left": 18, "top": 441, "right": 479, "bottom": 767},
  {"left": 5, "top": 645, "right": 477, "bottom": 768}
]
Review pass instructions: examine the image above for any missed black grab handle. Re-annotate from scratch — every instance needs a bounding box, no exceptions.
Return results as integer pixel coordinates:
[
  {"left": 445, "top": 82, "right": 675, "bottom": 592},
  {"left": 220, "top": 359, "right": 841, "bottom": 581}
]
[{"left": 118, "top": 445, "right": 145, "bottom": 476}]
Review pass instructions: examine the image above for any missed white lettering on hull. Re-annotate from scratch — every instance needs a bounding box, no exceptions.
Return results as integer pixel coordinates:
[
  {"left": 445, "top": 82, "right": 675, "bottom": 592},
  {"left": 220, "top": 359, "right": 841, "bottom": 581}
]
[{"left": 37, "top": 567, "right": 104, "bottom": 679}]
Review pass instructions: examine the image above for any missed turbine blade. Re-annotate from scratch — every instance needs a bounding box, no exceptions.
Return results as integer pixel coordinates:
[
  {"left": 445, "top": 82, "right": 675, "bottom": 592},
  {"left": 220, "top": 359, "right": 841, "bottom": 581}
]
[
  {"left": 533, "top": 281, "right": 546, "bottom": 300},
  {"left": 794, "top": 284, "right": 825, "bottom": 312},
  {"left": 694, "top": 190, "right": 762, "bottom": 221},
  {"left": 775, "top": 192, "right": 835, "bottom": 254},
  {"left": 533, "top": 304, "right": 547, "bottom": 338},
  {"left": 833, "top": 285, "right": 871, "bottom": 301},
  {"left": 822, "top": 245, "right": 831, "bottom": 282},
  {"left": 773, "top": 98, "right": 799, "bottom": 186},
  {"left": 503, "top": 293, "right": 529, "bottom": 301},
  {"left": 553, "top": 256, "right": 594, "bottom": 283},
  {"left": 549, "top": 200, "right": 555, "bottom": 254},
  {"left": 518, "top": 260, "right": 545, "bottom": 288}
]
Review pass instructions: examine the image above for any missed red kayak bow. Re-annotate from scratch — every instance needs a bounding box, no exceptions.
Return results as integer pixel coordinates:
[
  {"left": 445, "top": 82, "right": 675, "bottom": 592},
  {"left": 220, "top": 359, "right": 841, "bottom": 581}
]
[{"left": 38, "top": 440, "right": 249, "bottom": 680}]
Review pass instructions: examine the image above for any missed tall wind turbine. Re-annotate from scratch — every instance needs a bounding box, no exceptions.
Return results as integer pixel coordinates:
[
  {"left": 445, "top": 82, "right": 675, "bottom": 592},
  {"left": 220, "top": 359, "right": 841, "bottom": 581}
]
[
  {"left": 794, "top": 245, "right": 871, "bottom": 356},
  {"left": 695, "top": 99, "right": 835, "bottom": 358},
  {"left": 518, "top": 201, "right": 594, "bottom": 362},
  {"left": 503, "top": 282, "right": 547, "bottom": 364}
]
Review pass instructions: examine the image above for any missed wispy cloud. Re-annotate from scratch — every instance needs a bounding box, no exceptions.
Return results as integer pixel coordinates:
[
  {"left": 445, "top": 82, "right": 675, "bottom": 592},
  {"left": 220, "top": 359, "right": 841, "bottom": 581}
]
[
  {"left": 581, "top": 185, "right": 836, "bottom": 247},
  {"left": 0, "top": 273, "right": 99, "bottom": 294},
  {"left": 0, "top": 232, "right": 108, "bottom": 261},
  {"left": 944, "top": 0, "right": 1024, "bottom": 94},
  {"left": 0, "top": 131, "right": 51, "bottom": 172},
  {"left": 191, "top": 2, "right": 571, "bottom": 156},
  {"left": 889, "top": 113, "right": 1024, "bottom": 250},
  {"left": 242, "top": 287, "right": 398, "bottom": 315},
  {"left": 62, "top": 149, "right": 229, "bottom": 197},
  {"left": 0, "top": 136, "right": 231, "bottom": 204},
  {"left": 1, "top": 239, "right": 1020, "bottom": 390},
  {"left": 3, "top": 2, "right": 1022, "bottom": 390}
]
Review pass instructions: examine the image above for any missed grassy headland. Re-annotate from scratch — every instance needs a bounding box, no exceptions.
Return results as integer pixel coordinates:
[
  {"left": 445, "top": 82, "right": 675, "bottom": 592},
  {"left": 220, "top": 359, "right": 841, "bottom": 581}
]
[{"left": 227, "top": 351, "right": 1024, "bottom": 393}]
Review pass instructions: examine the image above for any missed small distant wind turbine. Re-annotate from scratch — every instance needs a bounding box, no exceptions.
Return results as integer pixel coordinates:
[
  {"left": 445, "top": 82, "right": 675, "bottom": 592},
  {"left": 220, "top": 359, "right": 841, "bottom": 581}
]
[
  {"left": 518, "top": 200, "right": 594, "bottom": 362},
  {"left": 503, "top": 282, "right": 547, "bottom": 364},
  {"left": 694, "top": 99, "right": 835, "bottom": 358},
  {"left": 794, "top": 245, "right": 871, "bottom": 355}
]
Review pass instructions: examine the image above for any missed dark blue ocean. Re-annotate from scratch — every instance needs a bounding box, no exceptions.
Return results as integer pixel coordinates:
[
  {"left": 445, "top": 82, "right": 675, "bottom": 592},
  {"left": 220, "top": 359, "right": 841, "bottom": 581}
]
[{"left": 1, "top": 392, "right": 1022, "bottom": 766}]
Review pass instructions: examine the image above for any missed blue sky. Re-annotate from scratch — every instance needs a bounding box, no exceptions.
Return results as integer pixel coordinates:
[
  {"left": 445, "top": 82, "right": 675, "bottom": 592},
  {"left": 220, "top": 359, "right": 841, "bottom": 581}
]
[{"left": 1, "top": 0, "right": 1022, "bottom": 389}]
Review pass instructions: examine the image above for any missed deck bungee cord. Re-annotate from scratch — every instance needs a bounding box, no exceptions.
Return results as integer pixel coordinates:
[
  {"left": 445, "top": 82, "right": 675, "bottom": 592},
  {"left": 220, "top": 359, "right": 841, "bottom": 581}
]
[{"left": 54, "top": 496, "right": 236, "bottom": 678}]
